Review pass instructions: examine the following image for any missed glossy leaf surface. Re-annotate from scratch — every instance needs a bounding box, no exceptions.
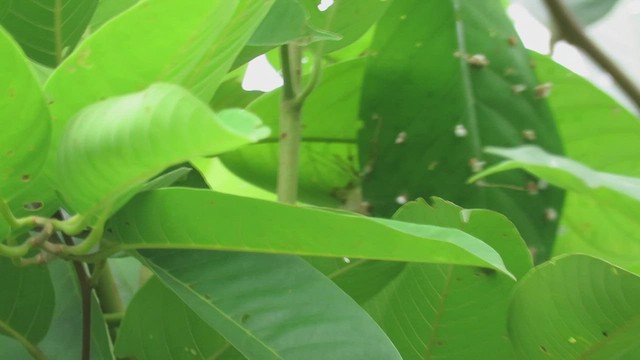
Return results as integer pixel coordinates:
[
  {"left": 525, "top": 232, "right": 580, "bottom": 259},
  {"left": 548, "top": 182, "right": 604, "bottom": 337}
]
[
  {"left": 0, "top": 0, "right": 98, "bottom": 66},
  {"left": 57, "top": 83, "right": 269, "bottom": 216},
  {"left": 509, "top": 255, "right": 640, "bottom": 359},
  {"left": 107, "top": 188, "right": 513, "bottom": 276},
  {"left": 358, "top": 0, "right": 564, "bottom": 262}
]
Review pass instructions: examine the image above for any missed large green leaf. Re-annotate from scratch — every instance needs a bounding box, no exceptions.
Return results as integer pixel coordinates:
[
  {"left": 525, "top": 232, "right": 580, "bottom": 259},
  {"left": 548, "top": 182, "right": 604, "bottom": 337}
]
[
  {"left": 106, "top": 188, "right": 513, "bottom": 276},
  {"left": 0, "top": 27, "right": 50, "bottom": 203},
  {"left": 222, "top": 59, "right": 365, "bottom": 207},
  {"left": 300, "top": 0, "right": 392, "bottom": 54},
  {"left": 0, "top": 0, "right": 98, "bottom": 66},
  {"left": 123, "top": 250, "right": 402, "bottom": 359},
  {"left": 0, "top": 260, "right": 113, "bottom": 359},
  {"left": 44, "top": 0, "right": 274, "bottom": 182},
  {"left": 470, "top": 145, "right": 640, "bottom": 274},
  {"left": 311, "top": 198, "right": 530, "bottom": 359},
  {"left": 115, "top": 277, "right": 243, "bottom": 360},
  {"left": 0, "top": 258, "right": 54, "bottom": 348},
  {"left": 358, "top": 0, "right": 564, "bottom": 262},
  {"left": 88, "top": 0, "right": 138, "bottom": 31},
  {"left": 56, "top": 83, "right": 269, "bottom": 217},
  {"left": 531, "top": 53, "right": 640, "bottom": 274},
  {"left": 508, "top": 255, "right": 640, "bottom": 359}
]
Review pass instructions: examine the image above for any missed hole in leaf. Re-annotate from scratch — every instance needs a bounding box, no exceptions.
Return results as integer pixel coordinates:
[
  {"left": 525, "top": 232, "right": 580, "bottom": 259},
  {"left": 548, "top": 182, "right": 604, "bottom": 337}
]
[
  {"left": 23, "top": 201, "right": 43, "bottom": 211},
  {"left": 317, "top": 0, "right": 334, "bottom": 11}
]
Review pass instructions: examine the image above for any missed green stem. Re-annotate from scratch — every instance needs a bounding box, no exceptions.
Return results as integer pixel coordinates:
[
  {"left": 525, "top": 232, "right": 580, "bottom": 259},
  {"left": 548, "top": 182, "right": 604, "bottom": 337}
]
[
  {"left": 93, "top": 261, "right": 125, "bottom": 342},
  {"left": 277, "top": 44, "right": 304, "bottom": 204},
  {"left": 543, "top": 0, "right": 640, "bottom": 112},
  {"left": 0, "top": 320, "right": 47, "bottom": 360}
]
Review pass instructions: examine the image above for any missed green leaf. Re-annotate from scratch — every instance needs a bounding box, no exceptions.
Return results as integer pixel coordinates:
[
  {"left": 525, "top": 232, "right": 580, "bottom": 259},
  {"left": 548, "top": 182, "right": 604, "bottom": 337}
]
[
  {"left": 115, "top": 277, "right": 243, "bottom": 359},
  {"left": 470, "top": 145, "right": 640, "bottom": 274},
  {"left": 358, "top": 0, "right": 564, "bottom": 262},
  {"left": 0, "top": 258, "right": 54, "bottom": 346},
  {"left": 531, "top": 53, "right": 640, "bottom": 273},
  {"left": 248, "top": 0, "right": 340, "bottom": 47},
  {"left": 126, "top": 250, "right": 402, "bottom": 359},
  {"left": 311, "top": 197, "right": 531, "bottom": 359},
  {"left": 508, "top": 255, "right": 640, "bottom": 359},
  {"left": 0, "top": 0, "right": 98, "bottom": 66},
  {"left": 0, "top": 27, "right": 51, "bottom": 203},
  {"left": 300, "top": 0, "right": 392, "bottom": 54},
  {"left": 56, "top": 83, "right": 269, "bottom": 216},
  {"left": 88, "top": 0, "right": 139, "bottom": 31},
  {"left": 44, "top": 0, "right": 275, "bottom": 182},
  {"left": 0, "top": 260, "right": 114, "bottom": 360},
  {"left": 222, "top": 59, "right": 365, "bottom": 207},
  {"left": 107, "top": 188, "right": 513, "bottom": 276}
]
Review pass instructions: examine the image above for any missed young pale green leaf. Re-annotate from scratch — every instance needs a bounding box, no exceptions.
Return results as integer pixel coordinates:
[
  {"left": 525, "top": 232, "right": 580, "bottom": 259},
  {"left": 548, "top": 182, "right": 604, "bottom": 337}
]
[
  {"left": 106, "top": 188, "right": 513, "bottom": 277},
  {"left": 509, "top": 255, "right": 640, "bottom": 359},
  {"left": 358, "top": 0, "right": 564, "bottom": 262},
  {"left": 44, "top": 0, "right": 274, "bottom": 183},
  {"left": 300, "top": 0, "right": 392, "bottom": 54},
  {"left": 57, "top": 83, "right": 269, "bottom": 217},
  {"left": 0, "top": 260, "right": 113, "bottom": 360},
  {"left": 310, "top": 197, "right": 531, "bottom": 359},
  {"left": 222, "top": 59, "right": 365, "bottom": 207},
  {"left": 0, "top": 258, "right": 54, "bottom": 348},
  {"left": 0, "top": 0, "right": 98, "bottom": 66},
  {"left": 532, "top": 53, "right": 640, "bottom": 275},
  {"left": 0, "top": 28, "right": 51, "bottom": 203},
  {"left": 121, "top": 250, "right": 403, "bottom": 360},
  {"left": 470, "top": 145, "right": 640, "bottom": 274},
  {"left": 115, "top": 277, "right": 243, "bottom": 360}
]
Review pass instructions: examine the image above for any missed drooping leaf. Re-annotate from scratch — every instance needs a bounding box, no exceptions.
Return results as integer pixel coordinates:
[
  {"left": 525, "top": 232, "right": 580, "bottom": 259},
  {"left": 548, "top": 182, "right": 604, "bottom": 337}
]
[
  {"left": 0, "top": 27, "right": 50, "bottom": 203},
  {"left": 508, "top": 255, "right": 640, "bottom": 359},
  {"left": 107, "top": 188, "right": 513, "bottom": 276},
  {"left": 0, "top": 258, "right": 54, "bottom": 346},
  {"left": 311, "top": 198, "right": 530, "bottom": 359},
  {"left": 115, "top": 277, "right": 243, "bottom": 360},
  {"left": 222, "top": 59, "right": 365, "bottom": 207},
  {"left": 56, "top": 83, "right": 269, "bottom": 217},
  {"left": 44, "top": 0, "right": 275, "bottom": 181},
  {"left": 128, "top": 250, "right": 402, "bottom": 359},
  {"left": 532, "top": 52, "right": 640, "bottom": 275},
  {"left": 300, "top": 0, "right": 393, "bottom": 54},
  {"left": 358, "top": 0, "right": 564, "bottom": 262},
  {"left": 470, "top": 145, "right": 640, "bottom": 274},
  {"left": 0, "top": 0, "right": 98, "bottom": 66}
]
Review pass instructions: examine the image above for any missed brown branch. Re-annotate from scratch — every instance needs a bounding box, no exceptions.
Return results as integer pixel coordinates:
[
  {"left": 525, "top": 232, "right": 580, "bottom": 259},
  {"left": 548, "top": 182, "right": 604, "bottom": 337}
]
[{"left": 543, "top": 0, "right": 640, "bottom": 112}]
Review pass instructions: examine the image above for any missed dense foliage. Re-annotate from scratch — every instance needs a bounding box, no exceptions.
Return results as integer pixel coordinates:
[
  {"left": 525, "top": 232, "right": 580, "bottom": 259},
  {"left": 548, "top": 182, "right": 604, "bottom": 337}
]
[{"left": 1, "top": 0, "right": 639, "bottom": 359}]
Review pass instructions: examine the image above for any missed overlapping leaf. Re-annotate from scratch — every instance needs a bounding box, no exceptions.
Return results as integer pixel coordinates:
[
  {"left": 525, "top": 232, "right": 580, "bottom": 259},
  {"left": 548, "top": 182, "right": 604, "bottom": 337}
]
[
  {"left": 57, "top": 83, "right": 269, "bottom": 217},
  {"left": 532, "top": 53, "right": 640, "bottom": 275},
  {"left": 358, "top": 0, "right": 564, "bottom": 262},
  {"left": 222, "top": 59, "right": 365, "bottom": 207},
  {"left": 470, "top": 145, "right": 640, "bottom": 273},
  {"left": 44, "top": 0, "right": 274, "bottom": 183},
  {"left": 107, "top": 188, "right": 513, "bottom": 276},
  {"left": 115, "top": 277, "right": 243, "bottom": 360},
  {"left": 0, "top": 0, "right": 98, "bottom": 66},
  {"left": 311, "top": 198, "right": 531, "bottom": 359},
  {"left": 509, "top": 255, "right": 640, "bottom": 359},
  {"left": 119, "top": 251, "right": 402, "bottom": 359}
]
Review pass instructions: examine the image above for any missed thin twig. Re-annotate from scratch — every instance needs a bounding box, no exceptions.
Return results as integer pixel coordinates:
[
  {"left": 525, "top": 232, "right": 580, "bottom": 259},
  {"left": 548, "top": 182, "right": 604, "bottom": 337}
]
[{"left": 543, "top": 0, "right": 640, "bottom": 112}]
